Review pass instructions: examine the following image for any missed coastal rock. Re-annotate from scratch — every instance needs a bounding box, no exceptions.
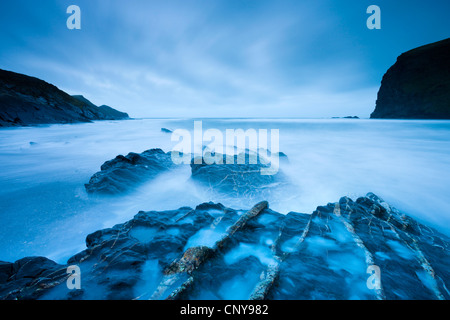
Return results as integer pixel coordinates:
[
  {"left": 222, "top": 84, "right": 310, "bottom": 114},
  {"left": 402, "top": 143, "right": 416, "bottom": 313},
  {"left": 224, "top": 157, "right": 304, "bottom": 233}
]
[
  {"left": 0, "top": 262, "right": 13, "bottom": 284},
  {"left": 190, "top": 151, "right": 287, "bottom": 200},
  {"left": 85, "top": 149, "right": 288, "bottom": 198},
  {"left": 0, "top": 202, "right": 243, "bottom": 300},
  {"left": 332, "top": 116, "right": 359, "bottom": 119},
  {"left": 268, "top": 193, "right": 450, "bottom": 300},
  {"left": 0, "top": 69, "right": 128, "bottom": 127},
  {"left": 71, "top": 95, "right": 129, "bottom": 120},
  {"left": 85, "top": 148, "right": 175, "bottom": 194},
  {"left": 371, "top": 38, "right": 450, "bottom": 119},
  {"left": 0, "top": 257, "right": 67, "bottom": 300},
  {"left": 1, "top": 193, "right": 449, "bottom": 300}
]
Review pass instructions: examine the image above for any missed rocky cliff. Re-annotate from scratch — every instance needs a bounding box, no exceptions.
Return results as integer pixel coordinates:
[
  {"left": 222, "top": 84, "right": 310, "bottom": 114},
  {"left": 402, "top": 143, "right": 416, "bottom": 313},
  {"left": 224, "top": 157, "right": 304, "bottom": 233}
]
[
  {"left": 85, "top": 148, "right": 176, "bottom": 194},
  {"left": 84, "top": 148, "right": 292, "bottom": 203},
  {"left": 0, "top": 69, "right": 129, "bottom": 127},
  {"left": 371, "top": 38, "right": 450, "bottom": 119}
]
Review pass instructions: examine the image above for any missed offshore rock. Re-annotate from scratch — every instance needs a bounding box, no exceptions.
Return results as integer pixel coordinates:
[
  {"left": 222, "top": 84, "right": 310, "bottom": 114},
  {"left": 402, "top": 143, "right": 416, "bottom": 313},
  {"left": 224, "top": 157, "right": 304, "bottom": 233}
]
[
  {"left": 0, "top": 69, "right": 129, "bottom": 127},
  {"left": 0, "top": 257, "right": 68, "bottom": 300},
  {"left": 190, "top": 151, "right": 288, "bottom": 200},
  {"left": 371, "top": 38, "right": 450, "bottom": 119},
  {"left": 85, "top": 148, "right": 175, "bottom": 195}
]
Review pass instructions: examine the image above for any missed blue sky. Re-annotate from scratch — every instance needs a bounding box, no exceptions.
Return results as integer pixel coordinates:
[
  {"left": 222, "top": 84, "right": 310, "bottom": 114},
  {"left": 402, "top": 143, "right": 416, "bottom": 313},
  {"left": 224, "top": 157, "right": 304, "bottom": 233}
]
[{"left": 0, "top": 0, "right": 449, "bottom": 118}]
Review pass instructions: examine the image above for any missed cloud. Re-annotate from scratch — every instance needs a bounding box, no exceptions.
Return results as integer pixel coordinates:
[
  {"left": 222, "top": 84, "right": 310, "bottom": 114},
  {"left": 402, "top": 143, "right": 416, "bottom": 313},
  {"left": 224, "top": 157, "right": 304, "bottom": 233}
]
[{"left": 5, "top": 0, "right": 429, "bottom": 118}]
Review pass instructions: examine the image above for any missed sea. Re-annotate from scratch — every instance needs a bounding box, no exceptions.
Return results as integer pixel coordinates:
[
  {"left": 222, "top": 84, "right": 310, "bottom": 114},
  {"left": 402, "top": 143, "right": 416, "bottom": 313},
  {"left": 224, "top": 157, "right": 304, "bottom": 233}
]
[{"left": 0, "top": 118, "right": 449, "bottom": 264}]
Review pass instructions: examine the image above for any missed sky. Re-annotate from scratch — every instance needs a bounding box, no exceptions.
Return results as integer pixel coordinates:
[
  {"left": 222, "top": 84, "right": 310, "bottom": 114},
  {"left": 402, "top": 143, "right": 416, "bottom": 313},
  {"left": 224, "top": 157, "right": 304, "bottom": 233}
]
[{"left": 0, "top": 0, "right": 449, "bottom": 118}]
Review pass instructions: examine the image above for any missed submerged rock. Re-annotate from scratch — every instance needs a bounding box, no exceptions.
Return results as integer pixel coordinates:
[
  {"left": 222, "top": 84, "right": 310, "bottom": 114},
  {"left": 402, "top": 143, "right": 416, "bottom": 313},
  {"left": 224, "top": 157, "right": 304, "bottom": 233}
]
[
  {"left": 1, "top": 193, "right": 449, "bottom": 300},
  {"left": 85, "top": 148, "right": 175, "bottom": 194}
]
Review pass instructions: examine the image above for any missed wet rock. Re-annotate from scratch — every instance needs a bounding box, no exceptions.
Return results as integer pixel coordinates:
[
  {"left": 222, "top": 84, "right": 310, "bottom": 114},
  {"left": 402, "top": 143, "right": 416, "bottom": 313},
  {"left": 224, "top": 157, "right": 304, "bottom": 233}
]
[
  {"left": 0, "top": 202, "right": 239, "bottom": 300},
  {"left": 0, "top": 262, "right": 13, "bottom": 284},
  {"left": 1, "top": 194, "right": 449, "bottom": 300},
  {"left": 154, "top": 201, "right": 268, "bottom": 300},
  {"left": 267, "top": 194, "right": 450, "bottom": 300},
  {"left": 165, "top": 246, "right": 215, "bottom": 275},
  {"left": 0, "top": 69, "right": 128, "bottom": 127},
  {"left": 85, "top": 148, "right": 289, "bottom": 199},
  {"left": 0, "top": 257, "right": 67, "bottom": 300},
  {"left": 85, "top": 148, "right": 175, "bottom": 194}
]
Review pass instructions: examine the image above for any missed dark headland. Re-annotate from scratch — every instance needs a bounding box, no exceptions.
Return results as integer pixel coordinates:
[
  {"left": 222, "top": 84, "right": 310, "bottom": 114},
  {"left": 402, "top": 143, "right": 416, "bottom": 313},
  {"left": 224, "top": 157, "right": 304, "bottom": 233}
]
[
  {"left": 0, "top": 69, "right": 129, "bottom": 127},
  {"left": 371, "top": 38, "right": 450, "bottom": 119}
]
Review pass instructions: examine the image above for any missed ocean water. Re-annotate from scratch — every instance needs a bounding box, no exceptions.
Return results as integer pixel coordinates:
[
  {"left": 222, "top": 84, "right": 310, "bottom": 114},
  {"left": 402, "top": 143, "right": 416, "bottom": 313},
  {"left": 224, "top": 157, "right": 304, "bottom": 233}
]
[{"left": 0, "top": 118, "right": 449, "bottom": 264}]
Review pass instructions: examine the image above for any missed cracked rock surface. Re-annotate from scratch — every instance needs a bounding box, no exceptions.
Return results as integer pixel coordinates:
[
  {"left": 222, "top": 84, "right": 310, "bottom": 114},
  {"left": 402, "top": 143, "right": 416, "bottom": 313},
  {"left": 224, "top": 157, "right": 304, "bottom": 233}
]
[{"left": 1, "top": 193, "right": 449, "bottom": 300}]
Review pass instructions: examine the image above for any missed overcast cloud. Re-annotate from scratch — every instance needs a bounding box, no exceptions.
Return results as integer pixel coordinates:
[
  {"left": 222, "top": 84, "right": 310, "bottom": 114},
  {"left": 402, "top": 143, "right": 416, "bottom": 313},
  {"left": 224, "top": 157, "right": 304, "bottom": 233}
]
[{"left": 0, "top": 0, "right": 449, "bottom": 118}]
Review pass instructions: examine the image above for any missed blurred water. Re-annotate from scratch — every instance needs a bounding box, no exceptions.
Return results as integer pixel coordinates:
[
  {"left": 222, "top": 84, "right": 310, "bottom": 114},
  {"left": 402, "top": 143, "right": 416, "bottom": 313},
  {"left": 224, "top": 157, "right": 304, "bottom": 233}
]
[{"left": 0, "top": 118, "right": 449, "bottom": 264}]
